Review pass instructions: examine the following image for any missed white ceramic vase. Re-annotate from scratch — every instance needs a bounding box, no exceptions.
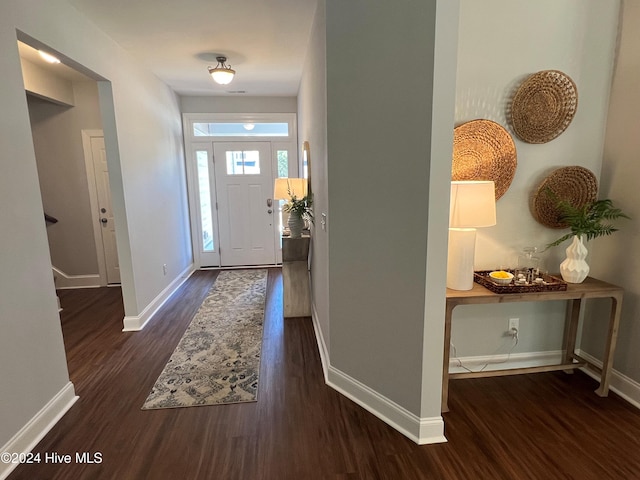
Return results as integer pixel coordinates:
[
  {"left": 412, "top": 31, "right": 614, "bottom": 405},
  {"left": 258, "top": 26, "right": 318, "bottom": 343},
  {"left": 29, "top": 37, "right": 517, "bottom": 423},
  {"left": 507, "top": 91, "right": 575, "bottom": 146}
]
[
  {"left": 560, "top": 235, "right": 589, "bottom": 283},
  {"left": 288, "top": 213, "right": 305, "bottom": 238}
]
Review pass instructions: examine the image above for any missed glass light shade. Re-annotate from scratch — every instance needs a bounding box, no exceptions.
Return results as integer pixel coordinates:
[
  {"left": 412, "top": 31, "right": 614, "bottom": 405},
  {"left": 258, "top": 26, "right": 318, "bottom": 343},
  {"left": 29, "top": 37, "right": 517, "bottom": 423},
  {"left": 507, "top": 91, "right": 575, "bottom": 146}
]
[
  {"left": 449, "top": 181, "right": 496, "bottom": 228},
  {"left": 274, "top": 178, "right": 307, "bottom": 200},
  {"left": 210, "top": 68, "right": 235, "bottom": 85}
]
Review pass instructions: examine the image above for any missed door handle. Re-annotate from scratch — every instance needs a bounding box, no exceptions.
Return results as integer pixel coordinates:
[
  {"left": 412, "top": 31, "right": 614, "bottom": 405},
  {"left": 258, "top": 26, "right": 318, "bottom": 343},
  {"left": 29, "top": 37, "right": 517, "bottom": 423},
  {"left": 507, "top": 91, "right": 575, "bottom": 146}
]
[
  {"left": 266, "top": 198, "right": 273, "bottom": 207},
  {"left": 101, "top": 218, "right": 108, "bottom": 224}
]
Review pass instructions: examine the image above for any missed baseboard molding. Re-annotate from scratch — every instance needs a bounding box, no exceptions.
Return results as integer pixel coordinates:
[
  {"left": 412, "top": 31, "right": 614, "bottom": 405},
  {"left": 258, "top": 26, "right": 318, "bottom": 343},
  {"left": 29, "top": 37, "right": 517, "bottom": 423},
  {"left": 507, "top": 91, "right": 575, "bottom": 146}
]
[
  {"left": 310, "top": 303, "right": 445, "bottom": 444},
  {"left": 449, "top": 350, "right": 563, "bottom": 373},
  {"left": 310, "top": 301, "right": 329, "bottom": 383},
  {"left": 451, "top": 348, "right": 640, "bottom": 410},
  {"left": 0, "top": 382, "right": 78, "bottom": 480},
  {"left": 327, "top": 366, "right": 446, "bottom": 445},
  {"left": 576, "top": 349, "right": 640, "bottom": 410},
  {"left": 122, "top": 264, "right": 195, "bottom": 331},
  {"left": 52, "top": 266, "right": 101, "bottom": 289}
]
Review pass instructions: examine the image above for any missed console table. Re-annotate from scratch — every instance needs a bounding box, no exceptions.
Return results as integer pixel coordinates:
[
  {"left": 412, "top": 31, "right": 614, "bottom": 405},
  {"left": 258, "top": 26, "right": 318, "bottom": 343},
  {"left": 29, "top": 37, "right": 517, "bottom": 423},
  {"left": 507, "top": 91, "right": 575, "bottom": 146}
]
[
  {"left": 442, "top": 276, "right": 623, "bottom": 412},
  {"left": 281, "top": 235, "right": 311, "bottom": 317}
]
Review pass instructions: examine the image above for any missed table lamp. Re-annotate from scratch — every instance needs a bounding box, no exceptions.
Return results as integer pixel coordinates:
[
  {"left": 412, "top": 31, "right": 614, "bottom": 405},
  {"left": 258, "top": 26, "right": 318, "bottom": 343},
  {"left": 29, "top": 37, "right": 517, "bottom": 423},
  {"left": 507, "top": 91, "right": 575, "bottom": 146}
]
[
  {"left": 447, "top": 181, "right": 496, "bottom": 290},
  {"left": 273, "top": 177, "right": 307, "bottom": 201}
]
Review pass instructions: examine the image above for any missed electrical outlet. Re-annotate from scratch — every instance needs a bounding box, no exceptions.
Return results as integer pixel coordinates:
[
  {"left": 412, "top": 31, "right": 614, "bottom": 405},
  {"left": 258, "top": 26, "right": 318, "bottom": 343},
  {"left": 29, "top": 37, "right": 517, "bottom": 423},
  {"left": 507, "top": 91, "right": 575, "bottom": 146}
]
[
  {"left": 163, "top": 264, "right": 167, "bottom": 275},
  {"left": 508, "top": 317, "right": 519, "bottom": 335}
]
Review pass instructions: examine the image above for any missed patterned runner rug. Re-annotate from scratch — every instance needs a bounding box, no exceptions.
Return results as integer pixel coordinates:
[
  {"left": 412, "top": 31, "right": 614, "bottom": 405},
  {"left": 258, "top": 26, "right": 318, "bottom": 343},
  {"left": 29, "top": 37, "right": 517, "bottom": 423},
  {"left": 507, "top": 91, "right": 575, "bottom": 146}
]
[{"left": 142, "top": 269, "right": 268, "bottom": 410}]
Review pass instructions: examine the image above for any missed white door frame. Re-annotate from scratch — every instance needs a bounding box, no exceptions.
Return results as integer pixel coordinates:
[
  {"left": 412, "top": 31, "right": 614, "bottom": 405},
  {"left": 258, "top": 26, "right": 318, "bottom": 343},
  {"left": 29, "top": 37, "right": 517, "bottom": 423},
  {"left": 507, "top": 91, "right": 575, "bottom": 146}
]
[
  {"left": 183, "top": 113, "right": 298, "bottom": 268},
  {"left": 82, "top": 129, "right": 110, "bottom": 286}
]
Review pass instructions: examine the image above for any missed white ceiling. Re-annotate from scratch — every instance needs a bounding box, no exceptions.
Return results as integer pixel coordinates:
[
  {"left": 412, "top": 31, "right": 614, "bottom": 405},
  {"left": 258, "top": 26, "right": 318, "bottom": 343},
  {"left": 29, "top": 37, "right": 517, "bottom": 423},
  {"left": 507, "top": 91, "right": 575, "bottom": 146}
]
[{"left": 66, "top": 0, "right": 318, "bottom": 96}]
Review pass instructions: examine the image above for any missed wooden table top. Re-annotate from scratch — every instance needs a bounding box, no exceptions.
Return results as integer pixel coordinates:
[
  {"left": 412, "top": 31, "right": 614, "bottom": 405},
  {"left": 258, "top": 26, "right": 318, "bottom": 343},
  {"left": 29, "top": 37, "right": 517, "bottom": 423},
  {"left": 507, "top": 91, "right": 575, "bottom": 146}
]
[{"left": 446, "top": 276, "right": 623, "bottom": 306}]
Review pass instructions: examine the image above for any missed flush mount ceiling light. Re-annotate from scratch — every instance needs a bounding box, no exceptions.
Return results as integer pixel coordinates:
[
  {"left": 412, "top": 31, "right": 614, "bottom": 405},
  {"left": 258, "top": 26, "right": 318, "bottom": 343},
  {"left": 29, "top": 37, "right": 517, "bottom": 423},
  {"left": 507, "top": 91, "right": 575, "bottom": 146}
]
[
  {"left": 208, "top": 56, "right": 235, "bottom": 85},
  {"left": 38, "top": 50, "right": 60, "bottom": 64}
]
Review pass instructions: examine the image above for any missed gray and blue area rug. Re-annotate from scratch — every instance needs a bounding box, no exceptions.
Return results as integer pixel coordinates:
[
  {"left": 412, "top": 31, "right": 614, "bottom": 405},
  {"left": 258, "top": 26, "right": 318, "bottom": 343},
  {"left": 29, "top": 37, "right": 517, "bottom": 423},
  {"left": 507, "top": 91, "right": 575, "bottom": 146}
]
[{"left": 142, "top": 269, "right": 268, "bottom": 410}]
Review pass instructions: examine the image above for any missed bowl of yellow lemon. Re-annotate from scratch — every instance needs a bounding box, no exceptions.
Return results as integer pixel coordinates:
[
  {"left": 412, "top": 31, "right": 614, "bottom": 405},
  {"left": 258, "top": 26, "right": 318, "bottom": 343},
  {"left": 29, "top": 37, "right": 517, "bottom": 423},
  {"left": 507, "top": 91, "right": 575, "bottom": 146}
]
[{"left": 489, "top": 270, "right": 514, "bottom": 285}]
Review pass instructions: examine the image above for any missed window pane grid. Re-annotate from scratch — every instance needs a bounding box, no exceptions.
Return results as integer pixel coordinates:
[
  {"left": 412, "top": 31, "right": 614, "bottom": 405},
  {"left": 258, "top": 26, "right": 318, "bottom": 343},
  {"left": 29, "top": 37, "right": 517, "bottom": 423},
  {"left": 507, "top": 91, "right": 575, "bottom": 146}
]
[{"left": 225, "top": 150, "right": 260, "bottom": 175}]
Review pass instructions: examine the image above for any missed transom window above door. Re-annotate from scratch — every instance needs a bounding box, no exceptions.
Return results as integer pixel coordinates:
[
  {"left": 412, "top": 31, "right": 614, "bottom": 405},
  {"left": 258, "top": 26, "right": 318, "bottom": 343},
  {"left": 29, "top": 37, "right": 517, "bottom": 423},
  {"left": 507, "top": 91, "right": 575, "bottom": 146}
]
[{"left": 193, "top": 122, "right": 289, "bottom": 137}]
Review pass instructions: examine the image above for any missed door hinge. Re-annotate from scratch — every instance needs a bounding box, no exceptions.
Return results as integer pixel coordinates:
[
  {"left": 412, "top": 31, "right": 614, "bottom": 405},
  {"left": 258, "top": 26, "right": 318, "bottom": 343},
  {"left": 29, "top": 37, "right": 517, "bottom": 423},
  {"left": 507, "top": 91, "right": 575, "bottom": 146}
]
[{"left": 215, "top": 202, "right": 218, "bottom": 210}]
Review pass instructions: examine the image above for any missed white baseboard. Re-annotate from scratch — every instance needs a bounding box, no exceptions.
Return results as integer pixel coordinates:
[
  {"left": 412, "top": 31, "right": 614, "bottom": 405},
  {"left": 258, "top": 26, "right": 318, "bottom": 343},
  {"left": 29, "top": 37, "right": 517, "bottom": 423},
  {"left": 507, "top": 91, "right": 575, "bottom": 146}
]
[
  {"left": 327, "top": 366, "right": 446, "bottom": 445},
  {"left": 311, "top": 304, "right": 445, "bottom": 445},
  {"left": 310, "top": 301, "right": 329, "bottom": 383},
  {"left": 576, "top": 349, "right": 640, "bottom": 410},
  {"left": 451, "top": 348, "right": 640, "bottom": 411},
  {"left": 122, "top": 264, "right": 195, "bottom": 331},
  {"left": 52, "top": 266, "right": 101, "bottom": 289},
  {"left": 449, "top": 350, "right": 563, "bottom": 374},
  {"left": 0, "top": 382, "right": 78, "bottom": 480}
]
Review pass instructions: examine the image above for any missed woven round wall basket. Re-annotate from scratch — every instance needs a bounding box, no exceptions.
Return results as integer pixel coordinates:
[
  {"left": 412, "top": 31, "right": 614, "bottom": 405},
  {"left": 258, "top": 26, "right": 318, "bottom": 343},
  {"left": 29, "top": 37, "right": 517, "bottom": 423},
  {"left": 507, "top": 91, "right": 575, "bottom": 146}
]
[
  {"left": 532, "top": 166, "right": 598, "bottom": 228},
  {"left": 452, "top": 119, "right": 517, "bottom": 200},
  {"left": 511, "top": 70, "right": 578, "bottom": 144}
]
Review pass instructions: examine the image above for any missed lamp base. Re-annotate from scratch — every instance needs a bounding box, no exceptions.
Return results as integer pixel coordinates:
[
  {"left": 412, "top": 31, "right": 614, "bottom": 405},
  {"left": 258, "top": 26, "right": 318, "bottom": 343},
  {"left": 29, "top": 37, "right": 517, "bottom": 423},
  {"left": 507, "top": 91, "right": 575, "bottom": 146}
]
[{"left": 447, "top": 228, "right": 477, "bottom": 290}]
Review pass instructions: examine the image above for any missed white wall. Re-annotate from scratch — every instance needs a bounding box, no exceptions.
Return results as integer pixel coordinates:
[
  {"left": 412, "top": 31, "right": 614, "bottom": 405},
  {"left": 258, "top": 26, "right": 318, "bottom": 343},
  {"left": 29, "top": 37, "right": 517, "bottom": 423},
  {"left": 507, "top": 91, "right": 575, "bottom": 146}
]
[
  {"left": 452, "top": 0, "right": 620, "bottom": 360},
  {"left": 584, "top": 0, "right": 640, "bottom": 386},
  {"left": 297, "top": 0, "right": 329, "bottom": 358},
  {"left": 0, "top": 0, "right": 191, "bottom": 451}
]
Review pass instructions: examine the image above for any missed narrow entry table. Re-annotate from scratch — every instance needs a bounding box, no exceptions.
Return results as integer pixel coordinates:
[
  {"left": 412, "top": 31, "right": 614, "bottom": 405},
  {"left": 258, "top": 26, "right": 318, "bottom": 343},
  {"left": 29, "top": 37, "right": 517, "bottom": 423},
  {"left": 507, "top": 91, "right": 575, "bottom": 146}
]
[{"left": 442, "top": 276, "right": 623, "bottom": 412}]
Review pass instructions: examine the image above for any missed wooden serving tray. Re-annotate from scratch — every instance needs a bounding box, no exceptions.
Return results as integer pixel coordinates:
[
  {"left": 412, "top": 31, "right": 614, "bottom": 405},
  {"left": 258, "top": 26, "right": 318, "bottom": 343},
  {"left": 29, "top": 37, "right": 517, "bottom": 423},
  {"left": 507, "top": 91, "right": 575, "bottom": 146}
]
[{"left": 474, "top": 270, "right": 567, "bottom": 294}]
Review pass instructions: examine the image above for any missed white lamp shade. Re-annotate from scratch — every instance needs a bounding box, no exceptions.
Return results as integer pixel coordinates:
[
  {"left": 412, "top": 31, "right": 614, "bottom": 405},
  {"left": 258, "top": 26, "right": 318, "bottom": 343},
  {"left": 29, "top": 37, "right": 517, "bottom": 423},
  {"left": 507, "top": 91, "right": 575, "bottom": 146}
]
[
  {"left": 274, "top": 178, "right": 307, "bottom": 200},
  {"left": 449, "top": 181, "right": 496, "bottom": 228},
  {"left": 210, "top": 68, "right": 235, "bottom": 85}
]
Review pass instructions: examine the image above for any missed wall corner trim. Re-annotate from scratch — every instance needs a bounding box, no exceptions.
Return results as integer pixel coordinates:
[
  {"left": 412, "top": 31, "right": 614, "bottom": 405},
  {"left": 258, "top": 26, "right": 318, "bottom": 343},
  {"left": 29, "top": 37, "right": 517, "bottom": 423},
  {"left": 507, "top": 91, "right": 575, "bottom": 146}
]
[
  {"left": 0, "top": 382, "right": 78, "bottom": 480},
  {"left": 326, "top": 366, "right": 447, "bottom": 445},
  {"left": 122, "top": 264, "right": 195, "bottom": 331}
]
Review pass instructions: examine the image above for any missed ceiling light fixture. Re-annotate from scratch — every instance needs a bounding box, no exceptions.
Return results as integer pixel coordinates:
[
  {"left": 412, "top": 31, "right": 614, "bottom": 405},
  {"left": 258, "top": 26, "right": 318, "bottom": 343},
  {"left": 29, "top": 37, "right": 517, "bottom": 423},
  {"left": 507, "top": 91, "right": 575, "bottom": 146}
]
[
  {"left": 208, "top": 56, "right": 235, "bottom": 85},
  {"left": 38, "top": 50, "right": 61, "bottom": 64}
]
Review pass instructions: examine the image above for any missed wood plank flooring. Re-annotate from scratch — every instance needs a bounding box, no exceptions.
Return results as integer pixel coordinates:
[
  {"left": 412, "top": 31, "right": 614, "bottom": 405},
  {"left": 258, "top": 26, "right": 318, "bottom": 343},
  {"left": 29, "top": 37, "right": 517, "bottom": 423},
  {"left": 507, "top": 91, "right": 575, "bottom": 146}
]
[{"left": 8, "top": 269, "right": 640, "bottom": 479}]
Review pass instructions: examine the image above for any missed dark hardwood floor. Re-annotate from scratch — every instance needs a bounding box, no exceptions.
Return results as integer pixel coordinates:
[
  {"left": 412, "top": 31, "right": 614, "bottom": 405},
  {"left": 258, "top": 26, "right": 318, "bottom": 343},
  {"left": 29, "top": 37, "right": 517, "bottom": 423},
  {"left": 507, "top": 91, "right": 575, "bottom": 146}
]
[{"left": 9, "top": 269, "right": 640, "bottom": 479}]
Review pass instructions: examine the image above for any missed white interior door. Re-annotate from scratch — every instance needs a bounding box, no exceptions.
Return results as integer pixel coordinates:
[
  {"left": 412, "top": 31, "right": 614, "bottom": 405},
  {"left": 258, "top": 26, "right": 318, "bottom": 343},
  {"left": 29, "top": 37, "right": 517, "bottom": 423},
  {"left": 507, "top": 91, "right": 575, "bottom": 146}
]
[
  {"left": 91, "top": 136, "right": 120, "bottom": 284},
  {"left": 213, "top": 142, "right": 276, "bottom": 266}
]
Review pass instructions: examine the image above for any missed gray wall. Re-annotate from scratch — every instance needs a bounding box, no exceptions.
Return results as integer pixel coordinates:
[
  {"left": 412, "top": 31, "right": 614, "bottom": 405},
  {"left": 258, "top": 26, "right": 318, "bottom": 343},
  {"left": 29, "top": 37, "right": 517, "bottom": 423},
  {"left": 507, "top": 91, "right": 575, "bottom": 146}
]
[
  {"left": 180, "top": 95, "right": 297, "bottom": 114},
  {"left": 297, "top": 0, "right": 329, "bottom": 355},
  {"left": 585, "top": 0, "right": 640, "bottom": 386},
  {"left": 28, "top": 80, "right": 103, "bottom": 277},
  {"left": 451, "top": 0, "right": 620, "bottom": 363},
  {"left": 326, "top": 0, "right": 439, "bottom": 414}
]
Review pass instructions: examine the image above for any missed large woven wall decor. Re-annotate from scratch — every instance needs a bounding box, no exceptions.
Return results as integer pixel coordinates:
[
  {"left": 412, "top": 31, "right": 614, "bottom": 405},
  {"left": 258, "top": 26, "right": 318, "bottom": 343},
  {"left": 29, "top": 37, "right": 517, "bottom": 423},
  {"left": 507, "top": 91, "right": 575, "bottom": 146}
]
[
  {"left": 511, "top": 70, "right": 578, "bottom": 144},
  {"left": 531, "top": 166, "right": 598, "bottom": 228},
  {"left": 452, "top": 119, "right": 517, "bottom": 200}
]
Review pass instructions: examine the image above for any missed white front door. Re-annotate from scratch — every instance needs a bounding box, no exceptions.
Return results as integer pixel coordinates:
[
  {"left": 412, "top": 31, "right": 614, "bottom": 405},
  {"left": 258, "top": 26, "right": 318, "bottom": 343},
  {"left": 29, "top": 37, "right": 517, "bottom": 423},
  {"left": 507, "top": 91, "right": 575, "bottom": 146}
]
[
  {"left": 91, "top": 136, "right": 120, "bottom": 283},
  {"left": 213, "top": 142, "right": 276, "bottom": 266}
]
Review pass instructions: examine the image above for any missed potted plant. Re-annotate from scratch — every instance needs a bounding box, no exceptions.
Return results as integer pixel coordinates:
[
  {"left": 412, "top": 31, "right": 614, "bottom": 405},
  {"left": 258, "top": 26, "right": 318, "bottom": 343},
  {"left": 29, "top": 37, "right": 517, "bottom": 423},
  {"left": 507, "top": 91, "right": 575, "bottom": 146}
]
[
  {"left": 283, "top": 192, "right": 313, "bottom": 238},
  {"left": 545, "top": 196, "right": 629, "bottom": 283}
]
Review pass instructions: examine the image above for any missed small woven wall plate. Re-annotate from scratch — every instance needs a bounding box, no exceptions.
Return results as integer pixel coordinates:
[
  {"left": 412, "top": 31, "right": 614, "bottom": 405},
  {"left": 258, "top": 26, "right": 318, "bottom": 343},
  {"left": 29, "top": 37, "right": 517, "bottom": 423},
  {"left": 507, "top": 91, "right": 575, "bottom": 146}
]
[
  {"left": 452, "top": 119, "right": 517, "bottom": 200},
  {"left": 531, "top": 166, "right": 598, "bottom": 228},
  {"left": 511, "top": 70, "right": 578, "bottom": 144}
]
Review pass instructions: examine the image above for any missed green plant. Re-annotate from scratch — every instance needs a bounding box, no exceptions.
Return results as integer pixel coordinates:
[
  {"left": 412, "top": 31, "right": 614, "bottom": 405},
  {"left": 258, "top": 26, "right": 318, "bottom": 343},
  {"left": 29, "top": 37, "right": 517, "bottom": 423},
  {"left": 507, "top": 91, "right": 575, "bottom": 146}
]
[
  {"left": 545, "top": 194, "right": 629, "bottom": 249},
  {"left": 283, "top": 192, "right": 314, "bottom": 223}
]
